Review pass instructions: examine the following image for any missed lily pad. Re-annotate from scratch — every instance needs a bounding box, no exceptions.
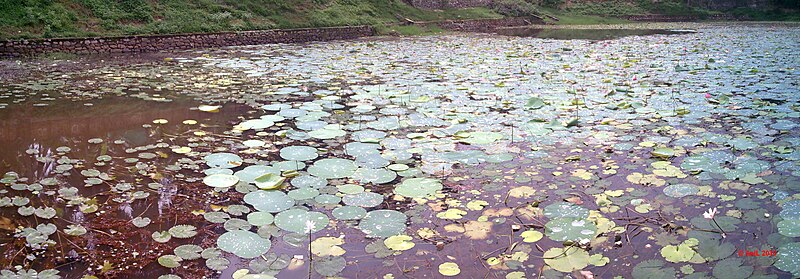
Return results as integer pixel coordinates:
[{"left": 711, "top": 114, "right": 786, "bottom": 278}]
[
  {"left": 273, "top": 208, "right": 329, "bottom": 234},
  {"left": 217, "top": 230, "right": 271, "bottom": 259},
  {"left": 203, "top": 174, "right": 240, "bottom": 188},
  {"left": 243, "top": 191, "right": 295, "bottom": 213},
  {"left": 204, "top": 153, "right": 243, "bottom": 168},
  {"left": 307, "top": 158, "right": 357, "bottom": 179},
  {"left": 358, "top": 210, "right": 407, "bottom": 237},
  {"left": 394, "top": 177, "right": 443, "bottom": 198}
]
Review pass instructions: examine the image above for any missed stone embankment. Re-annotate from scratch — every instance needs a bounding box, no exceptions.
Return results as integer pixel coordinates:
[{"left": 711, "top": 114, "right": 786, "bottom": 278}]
[{"left": 0, "top": 18, "right": 534, "bottom": 58}]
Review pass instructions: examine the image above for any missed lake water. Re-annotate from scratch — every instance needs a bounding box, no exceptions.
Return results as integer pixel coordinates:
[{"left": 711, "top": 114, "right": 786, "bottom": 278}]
[{"left": 0, "top": 22, "right": 799, "bottom": 279}]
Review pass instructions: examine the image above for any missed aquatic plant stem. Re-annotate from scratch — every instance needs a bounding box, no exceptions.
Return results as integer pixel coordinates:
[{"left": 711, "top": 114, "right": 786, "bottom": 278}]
[{"left": 711, "top": 216, "right": 727, "bottom": 237}]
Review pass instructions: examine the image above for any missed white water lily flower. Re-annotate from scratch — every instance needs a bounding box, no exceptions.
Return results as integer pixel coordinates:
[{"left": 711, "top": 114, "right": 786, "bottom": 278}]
[
  {"left": 304, "top": 220, "right": 316, "bottom": 234},
  {"left": 703, "top": 207, "right": 717, "bottom": 219}
]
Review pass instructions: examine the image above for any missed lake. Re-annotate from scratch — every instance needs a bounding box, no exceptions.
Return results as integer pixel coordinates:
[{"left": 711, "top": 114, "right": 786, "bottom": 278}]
[{"left": 0, "top": 22, "right": 799, "bottom": 279}]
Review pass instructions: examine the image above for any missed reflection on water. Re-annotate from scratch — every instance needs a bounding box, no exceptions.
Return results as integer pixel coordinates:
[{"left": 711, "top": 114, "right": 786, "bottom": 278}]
[{"left": 495, "top": 28, "right": 696, "bottom": 40}]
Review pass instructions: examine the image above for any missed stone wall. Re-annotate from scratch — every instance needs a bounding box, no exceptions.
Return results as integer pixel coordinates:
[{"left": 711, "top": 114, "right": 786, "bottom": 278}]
[
  {"left": 0, "top": 18, "right": 534, "bottom": 58},
  {"left": 406, "top": 0, "right": 493, "bottom": 9},
  {"left": 0, "top": 26, "right": 375, "bottom": 58}
]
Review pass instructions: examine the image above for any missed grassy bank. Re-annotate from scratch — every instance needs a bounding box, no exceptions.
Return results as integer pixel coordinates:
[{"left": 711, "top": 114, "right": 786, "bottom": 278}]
[{"left": 0, "top": 0, "right": 499, "bottom": 39}]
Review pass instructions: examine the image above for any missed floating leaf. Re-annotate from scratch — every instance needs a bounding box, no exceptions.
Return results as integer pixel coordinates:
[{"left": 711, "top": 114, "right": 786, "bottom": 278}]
[
  {"left": 438, "top": 262, "right": 460, "bottom": 276},
  {"left": 311, "top": 237, "right": 346, "bottom": 257},
  {"left": 168, "top": 225, "right": 198, "bottom": 239},
  {"left": 384, "top": 235, "right": 415, "bottom": 251},
  {"left": 217, "top": 230, "right": 271, "bottom": 259},
  {"left": 274, "top": 209, "right": 328, "bottom": 234}
]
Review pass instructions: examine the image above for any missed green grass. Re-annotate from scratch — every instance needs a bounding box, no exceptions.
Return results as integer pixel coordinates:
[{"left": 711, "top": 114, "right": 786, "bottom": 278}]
[
  {"left": 538, "top": 7, "right": 630, "bottom": 25},
  {"left": 0, "top": 0, "right": 501, "bottom": 39}
]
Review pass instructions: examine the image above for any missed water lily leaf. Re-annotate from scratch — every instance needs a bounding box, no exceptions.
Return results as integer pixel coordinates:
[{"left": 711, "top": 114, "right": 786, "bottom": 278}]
[
  {"left": 274, "top": 208, "right": 328, "bottom": 234},
  {"left": 64, "top": 224, "right": 87, "bottom": 236},
  {"left": 460, "top": 132, "right": 503, "bottom": 145},
  {"left": 661, "top": 243, "right": 696, "bottom": 263},
  {"left": 152, "top": 231, "right": 171, "bottom": 243},
  {"left": 712, "top": 258, "right": 753, "bottom": 279},
  {"left": 545, "top": 217, "right": 597, "bottom": 242},
  {"left": 778, "top": 218, "right": 800, "bottom": 237},
  {"left": 543, "top": 202, "right": 590, "bottom": 219},
  {"left": 384, "top": 235, "right": 415, "bottom": 251},
  {"left": 332, "top": 206, "right": 367, "bottom": 220},
  {"left": 438, "top": 262, "right": 461, "bottom": 276},
  {"left": 174, "top": 244, "right": 203, "bottom": 260},
  {"left": 279, "top": 146, "right": 318, "bottom": 161},
  {"left": 206, "top": 257, "right": 230, "bottom": 271},
  {"left": 525, "top": 97, "right": 545, "bottom": 109},
  {"left": 247, "top": 212, "right": 274, "bottom": 226},
  {"left": 775, "top": 242, "right": 800, "bottom": 277},
  {"left": 34, "top": 207, "right": 56, "bottom": 219},
  {"left": 314, "top": 256, "right": 346, "bottom": 276},
  {"left": 696, "top": 239, "right": 735, "bottom": 261},
  {"left": 632, "top": 259, "right": 676, "bottom": 279},
  {"left": 543, "top": 247, "right": 590, "bottom": 272},
  {"left": 204, "top": 174, "right": 240, "bottom": 188},
  {"left": 663, "top": 184, "right": 699, "bottom": 198},
  {"left": 168, "top": 225, "right": 197, "bottom": 239},
  {"left": 307, "top": 158, "right": 357, "bottom": 179},
  {"left": 343, "top": 192, "right": 383, "bottom": 207},
  {"left": 521, "top": 230, "right": 543, "bottom": 243},
  {"left": 204, "top": 153, "right": 243, "bottom": 168},
  {"left": 132, "top": 217, "right": 151, "bottom": 227},
  {"left": 217, "top": 230, "right": 271, "bottom": 259},
  {"left": 254, "top": 173, "right": 286, "bottom": 190},
  {"left": 394, "top": 177, "right": 442, "bottom": 198},
  {"left": 311, "top": 236, "right": 346, "bottom": 257},
  {"left": 358, "top": 210, "right": 407, "bottom": 237},
  {"left": 352, "top": 168, "right": 397, "bottom": 184},
  {"left": 652, "top": 147, "right": 675, "bottom": 158},
  {"left": 158, "top": 255, "right": 182, "bottom": 268},
  {"left": 244, "top": 190, "right": 295, "bottom": 213}
]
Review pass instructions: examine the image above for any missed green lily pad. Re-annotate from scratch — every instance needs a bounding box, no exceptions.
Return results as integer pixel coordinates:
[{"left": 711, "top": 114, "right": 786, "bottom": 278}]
[
  {"left": 168, "top": 225, "right": 198, "bottom": 239},
  {"left": 274, "top": 208, "right": 329, "bottom": 234},
  {"left": 663, "top": 184, "right": 699, "bottom": 198},
  {"left": 394, "top": 177, "right": 442, "bottom": 198},
  {"left": 217, "top": 230, "right": 271, "bottom": 259},
  {"left": 460, "top": 131, "right": 503, "bottom": 145},
  {"left": 158, "top": 255, "right": 182, "bottom": 268},
  {"left": 712, "top": 258, "right": 753, "bottom": 279},
  {"left": 352, "top": 168, "right": 397, "bottom": 184},
  {"left": 314, "top": 256, "right": 346, "bottom": 276},
  {"left": 342, "top": 192, "right": 384, "bottom": 207},
  {"left": 235, "top": 165, "right": 280, "bottom": 183},
  {"left": 203, "top": 174, "right": 240, "bottom": 188},
  {"left": 543, "top": 247, "right": 590, "bottom": 272},
  {"left": 332, "top": 206, "right": 367, "bottom": 220},
  {"left": 775, "top": 242, "right": 800, "bottom": 277},
  {"left": 307, "top": 158, "right": 357, "bottom": 179},
  {"left": 204, "top": 153, "right": 243, "bottom": 168},
  {"left": 525, "top": 97, "right": 545, "bottom": 109},
  {"left": 545, "top": 217, "right": 597, "bottom": 242},
  {"left": 244, "top": 191, "right": 295, "bottom": 213},
  {"left": 779, "top": 218, "right": 800, "bottom": 237},
  {"left": 661, "top": 243, "right": 696, "bottom": 263},
  {"left": 358, "top": 209, "right": 407, "bottom": 237},
  {"left": 279, "top": 146, "right": 318, "bottom": 161},
  {"left": 174, "top": 244, "right": 203, "bottom": 260},
  {"left": 632, "top": 259, "right": 676, "bottom": 279},
  {"left": 247, "top": 212, "right": 274, "bottom": 226},
  {"left": 543, "top": 202, "right": 590, "bottom": 219},
  {"left": 254, "top": 173, "right": 286, "bottom": 190}
]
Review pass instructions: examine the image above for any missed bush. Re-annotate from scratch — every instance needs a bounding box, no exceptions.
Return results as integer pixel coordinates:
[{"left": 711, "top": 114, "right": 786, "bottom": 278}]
[{"left": 492, "top": 0, "right": 540, "bottom": 17}]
